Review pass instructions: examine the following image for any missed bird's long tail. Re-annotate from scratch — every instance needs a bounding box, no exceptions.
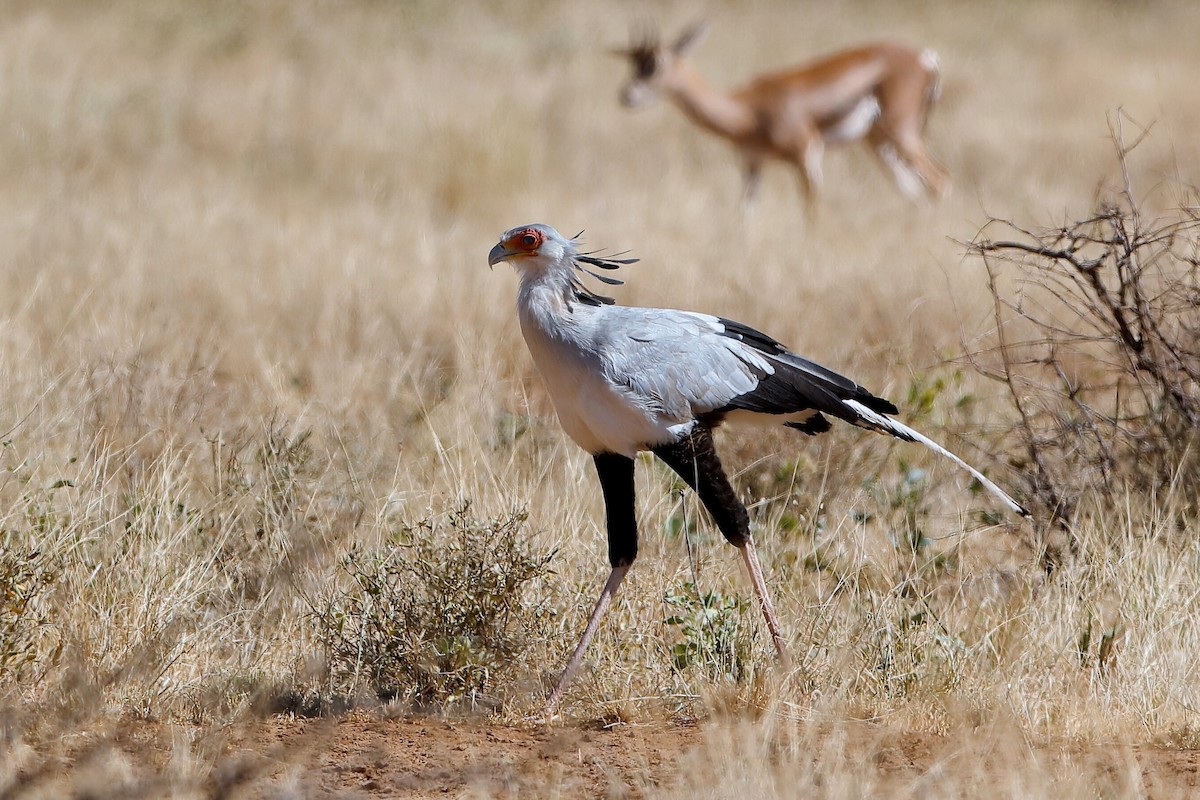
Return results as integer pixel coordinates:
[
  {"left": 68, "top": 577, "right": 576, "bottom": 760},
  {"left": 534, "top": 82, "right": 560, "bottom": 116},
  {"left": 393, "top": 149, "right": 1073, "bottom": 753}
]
[{"left": 844, "top": 399, "right": 1029, "bottom": 518}]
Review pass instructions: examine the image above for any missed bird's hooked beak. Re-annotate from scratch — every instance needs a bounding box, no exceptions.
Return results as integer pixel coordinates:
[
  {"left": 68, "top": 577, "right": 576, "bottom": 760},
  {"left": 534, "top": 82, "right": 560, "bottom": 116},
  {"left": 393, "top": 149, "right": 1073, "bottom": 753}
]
[
  {"left": 487, "top": 241, "right": 516, "bottom": 269},
  {"left": 489, "top": 225, "right": 554, "bottom": 270}
]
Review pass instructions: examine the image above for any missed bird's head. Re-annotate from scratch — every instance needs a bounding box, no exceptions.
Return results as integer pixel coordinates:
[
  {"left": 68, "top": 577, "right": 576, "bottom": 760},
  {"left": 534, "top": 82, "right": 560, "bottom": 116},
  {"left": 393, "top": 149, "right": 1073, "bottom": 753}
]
[
  {"left": 487, "top": 224, "right": 572, "bottom": 273},
  {"left": 488, "top": 224, "right": 638, "bottom": 305}
]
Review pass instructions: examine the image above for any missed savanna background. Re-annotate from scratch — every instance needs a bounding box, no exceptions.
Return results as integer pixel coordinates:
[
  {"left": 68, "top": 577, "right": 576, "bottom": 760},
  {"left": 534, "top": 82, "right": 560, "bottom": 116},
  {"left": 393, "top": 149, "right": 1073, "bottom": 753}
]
[{"left": 3, "top": 0, "right": 1200, "bottom": 797}]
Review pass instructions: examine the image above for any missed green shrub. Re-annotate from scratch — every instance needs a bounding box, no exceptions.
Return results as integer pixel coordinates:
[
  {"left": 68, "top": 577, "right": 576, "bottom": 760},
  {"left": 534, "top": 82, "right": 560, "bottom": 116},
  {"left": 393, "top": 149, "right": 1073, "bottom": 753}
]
[
  {"left": 663, "top": 583, "right": 754, "bottom": 683},
  {"left": 311, "top": 503, "right": 553, "bottom": 707},
  {"left": 0, "top": 545, "right": 58, "bottom": 683}
]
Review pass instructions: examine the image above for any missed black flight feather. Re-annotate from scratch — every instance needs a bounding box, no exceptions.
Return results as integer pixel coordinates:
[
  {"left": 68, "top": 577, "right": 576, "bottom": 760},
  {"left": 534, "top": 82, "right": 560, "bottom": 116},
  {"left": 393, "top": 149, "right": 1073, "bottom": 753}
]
[
  {"left": 786, "top": 414, "right": 832, "bottom": 436},
  {"left": 713, "top": 316, "right": 902, "bottom": 425}
]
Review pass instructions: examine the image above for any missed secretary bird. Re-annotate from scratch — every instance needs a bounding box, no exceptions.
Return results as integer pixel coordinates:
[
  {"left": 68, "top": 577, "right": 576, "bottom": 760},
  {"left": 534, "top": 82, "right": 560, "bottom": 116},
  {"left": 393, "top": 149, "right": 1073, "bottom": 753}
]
[{"left": 487, "top": 223, "right": 1028, "bottom": 712}]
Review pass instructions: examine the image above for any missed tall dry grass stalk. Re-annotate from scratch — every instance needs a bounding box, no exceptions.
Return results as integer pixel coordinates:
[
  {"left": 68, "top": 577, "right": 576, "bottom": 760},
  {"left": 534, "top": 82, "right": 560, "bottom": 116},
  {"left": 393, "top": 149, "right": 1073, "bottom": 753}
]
[{"left": 2, "top": 0, "right": 1200, "bottom": 795}]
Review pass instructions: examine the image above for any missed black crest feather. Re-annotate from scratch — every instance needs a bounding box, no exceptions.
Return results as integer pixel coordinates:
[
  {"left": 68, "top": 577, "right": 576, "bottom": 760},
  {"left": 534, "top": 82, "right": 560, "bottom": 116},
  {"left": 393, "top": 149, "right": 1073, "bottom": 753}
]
[{"left": 567, "top": 238, "right": 639, "bottom": 306}]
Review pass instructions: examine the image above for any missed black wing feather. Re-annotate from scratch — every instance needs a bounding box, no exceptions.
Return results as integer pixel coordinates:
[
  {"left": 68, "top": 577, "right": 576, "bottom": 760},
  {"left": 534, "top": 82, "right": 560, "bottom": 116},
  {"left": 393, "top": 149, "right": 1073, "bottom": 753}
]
[
  {"left": 713, "top": 316, "right": 900, "bottom": 425},
  {"left": 785, "top": 414, "right": 833, "bottom": 436}
]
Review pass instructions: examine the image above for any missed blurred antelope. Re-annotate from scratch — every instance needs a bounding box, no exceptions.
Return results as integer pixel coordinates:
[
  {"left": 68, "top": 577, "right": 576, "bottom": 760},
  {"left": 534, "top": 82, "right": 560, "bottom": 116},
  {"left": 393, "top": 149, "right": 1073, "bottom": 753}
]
[{"left": 617, "top": 23, "right": 950, "bottom": 212}]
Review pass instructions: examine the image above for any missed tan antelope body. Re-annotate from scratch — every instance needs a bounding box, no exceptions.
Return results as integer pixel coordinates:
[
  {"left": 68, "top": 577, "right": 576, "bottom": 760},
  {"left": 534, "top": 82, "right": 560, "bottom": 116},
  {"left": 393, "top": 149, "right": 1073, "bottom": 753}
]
[{"left": 618, "top": 25, "right": 950, "bottom": 211}]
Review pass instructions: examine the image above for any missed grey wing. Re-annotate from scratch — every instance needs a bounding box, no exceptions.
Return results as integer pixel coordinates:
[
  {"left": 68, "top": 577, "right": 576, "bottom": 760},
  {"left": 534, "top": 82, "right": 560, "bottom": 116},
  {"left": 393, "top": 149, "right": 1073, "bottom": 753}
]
[
  {"left": 595, "top": 309, "right": 773, "bottom": 422},
  {"left": 597, "top": 308, "right": 900, "bottom": 435}
]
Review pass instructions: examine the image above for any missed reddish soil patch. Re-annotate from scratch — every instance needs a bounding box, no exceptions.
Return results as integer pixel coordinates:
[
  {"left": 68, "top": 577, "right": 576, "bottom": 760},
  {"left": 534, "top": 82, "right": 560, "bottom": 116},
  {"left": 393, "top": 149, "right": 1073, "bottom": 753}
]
[
  {"left": 221, "top": 715, "right": 701, "bottom": 798},
  {"left": 22, "top": 714, "right": 1200, "bottom": 798},
  {"left": 206, "top": 715, "right": 1200, "bottom": 799}
]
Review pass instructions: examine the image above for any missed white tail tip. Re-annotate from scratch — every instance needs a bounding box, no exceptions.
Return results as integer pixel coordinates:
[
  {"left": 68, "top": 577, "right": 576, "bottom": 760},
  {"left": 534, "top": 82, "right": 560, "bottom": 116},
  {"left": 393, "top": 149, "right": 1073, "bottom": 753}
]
[{"left": 844, "top": 400, "right": 1029, "bottom": 519}]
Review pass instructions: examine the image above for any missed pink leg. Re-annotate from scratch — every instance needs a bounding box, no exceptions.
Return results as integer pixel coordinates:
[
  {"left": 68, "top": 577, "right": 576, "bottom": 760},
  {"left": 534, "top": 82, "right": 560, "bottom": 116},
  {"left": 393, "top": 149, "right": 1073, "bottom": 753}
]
[
  {"left": 739, "top": 539, "right": 791, "bottom": 669},
  {"left": 545, "top": 564, "right": 630, "bottom": 713}
]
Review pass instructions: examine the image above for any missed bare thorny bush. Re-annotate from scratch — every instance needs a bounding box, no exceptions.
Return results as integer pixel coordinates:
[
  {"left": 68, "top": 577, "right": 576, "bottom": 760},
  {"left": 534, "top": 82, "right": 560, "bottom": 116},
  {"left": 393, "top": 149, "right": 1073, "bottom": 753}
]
[{"left": 966, "top": 115, "right": 1200, "bottom": 542}]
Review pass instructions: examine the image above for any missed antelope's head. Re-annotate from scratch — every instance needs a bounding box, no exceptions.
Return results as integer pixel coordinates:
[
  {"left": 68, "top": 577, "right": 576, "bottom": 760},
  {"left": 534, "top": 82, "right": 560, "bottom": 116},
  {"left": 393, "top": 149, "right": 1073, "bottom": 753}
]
[{"left": 615, "top": 22, "right": 708, "bottom": 109}]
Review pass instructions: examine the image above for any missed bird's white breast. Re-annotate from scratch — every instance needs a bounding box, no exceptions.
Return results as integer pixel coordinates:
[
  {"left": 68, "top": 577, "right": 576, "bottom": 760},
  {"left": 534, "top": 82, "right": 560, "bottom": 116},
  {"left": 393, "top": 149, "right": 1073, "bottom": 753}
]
[{"left": 517, "top": 286, "right": 688, "bottom": 456}]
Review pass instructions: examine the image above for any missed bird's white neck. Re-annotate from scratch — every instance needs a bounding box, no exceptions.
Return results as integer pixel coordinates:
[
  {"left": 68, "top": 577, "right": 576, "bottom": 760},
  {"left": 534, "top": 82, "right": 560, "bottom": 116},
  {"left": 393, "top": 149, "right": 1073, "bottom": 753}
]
[{"left": 516, "top": 259, "right": 579, "bottom": 333}]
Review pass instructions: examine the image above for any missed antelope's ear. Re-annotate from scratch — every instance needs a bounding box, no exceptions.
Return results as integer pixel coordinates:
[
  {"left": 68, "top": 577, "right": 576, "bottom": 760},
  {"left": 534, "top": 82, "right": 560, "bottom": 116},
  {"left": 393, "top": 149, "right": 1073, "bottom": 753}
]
[{"left": 672, "top": 21, "right": 709, "bottom": 56}]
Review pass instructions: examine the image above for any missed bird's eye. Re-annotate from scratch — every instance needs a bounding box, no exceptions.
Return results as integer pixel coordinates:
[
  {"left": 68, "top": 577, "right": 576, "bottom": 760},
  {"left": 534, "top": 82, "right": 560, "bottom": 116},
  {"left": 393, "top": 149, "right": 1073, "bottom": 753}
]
[{"left": 520, "top": 234, "right": 537, "bottom": 247}]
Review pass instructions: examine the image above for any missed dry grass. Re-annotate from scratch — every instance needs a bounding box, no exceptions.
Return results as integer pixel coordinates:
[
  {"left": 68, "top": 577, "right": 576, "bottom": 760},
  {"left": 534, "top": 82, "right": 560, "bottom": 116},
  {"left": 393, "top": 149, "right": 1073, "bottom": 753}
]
[{"left": 3, "top": 0, "right": 1200, "bottom": 796}]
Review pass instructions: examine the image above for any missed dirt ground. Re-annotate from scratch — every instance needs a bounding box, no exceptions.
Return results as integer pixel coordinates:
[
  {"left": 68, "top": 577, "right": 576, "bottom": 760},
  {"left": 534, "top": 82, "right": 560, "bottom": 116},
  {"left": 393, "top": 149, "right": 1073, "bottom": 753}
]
[
  {"left": 110, "top": 715, "right": 1195, "bottom": 799},
  {"left": 220, "top": 716, "right": 702, "bottom": 798}
]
